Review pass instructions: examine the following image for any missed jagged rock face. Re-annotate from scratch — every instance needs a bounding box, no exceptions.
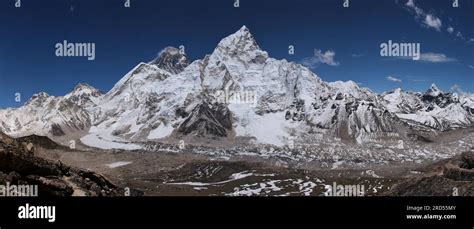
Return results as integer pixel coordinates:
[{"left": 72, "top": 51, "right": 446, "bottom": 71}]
[
  {"left": 382, "top": 88, "right": 424, "bottom": 114},
  {"left": 421, "top": 84, "right": 458, "bottom": 109},
  {"left": 178, "top": 101, "right": 232, "bottom": 137},
  {"left": 149, "top": 47, "right": 190, "bottom": 74},
  {"left": 381, "top": 85, "right": 473, "bottom": 131},
  {"left": 460, "top": 94, "right": 474, "bottom": 114}
]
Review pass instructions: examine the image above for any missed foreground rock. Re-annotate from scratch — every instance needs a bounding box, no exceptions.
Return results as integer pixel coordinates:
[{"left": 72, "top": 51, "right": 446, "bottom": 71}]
[
  {"left": 385, "top": 151, "right": 474, "bottom": 196},
  {"left": 0, "top": 132, "right": 124, "bottom": 196}
]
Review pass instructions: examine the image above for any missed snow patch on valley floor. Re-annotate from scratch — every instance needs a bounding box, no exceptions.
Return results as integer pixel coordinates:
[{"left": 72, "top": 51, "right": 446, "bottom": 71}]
[
  {"left": 224, "top": 178, "right": 322, "bottom": 196},
  {"left": 165, "top": 171, "right": 256, "bottom": 186},
  {"left": 105, "top": 161, "right": 133, "bottom": 168},
  {"left": 81, "top": 133, "right": 142, "bottom": 150}
]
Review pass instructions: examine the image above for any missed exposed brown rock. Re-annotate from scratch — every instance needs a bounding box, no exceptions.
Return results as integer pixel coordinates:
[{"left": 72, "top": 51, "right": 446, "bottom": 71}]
[
  {"left": 385, "top": 151, "right": 474, "bottom": 196},
  {"left": 0, "top": 132, "right": 123, "bottom": 196}
]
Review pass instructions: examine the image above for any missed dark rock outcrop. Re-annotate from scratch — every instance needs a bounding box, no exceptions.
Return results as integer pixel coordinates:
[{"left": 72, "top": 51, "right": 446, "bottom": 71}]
[
  {"left": 16, "top": 134, "right": 63, "bottom": 150},
  {"left": 178, "top": 102, "right": 232, "bottom": 137},
  {"left": 0, "top": 132, "right": 123, "bottom": 196},
  {"left": 385, "top": 151, "right": 474, "bottom": 196},
  {"left": 149, "top": 46, "right": 190, "bottom": 74},
  {"left": 443, "top": 152, "right": 474, "bottom": 181}
]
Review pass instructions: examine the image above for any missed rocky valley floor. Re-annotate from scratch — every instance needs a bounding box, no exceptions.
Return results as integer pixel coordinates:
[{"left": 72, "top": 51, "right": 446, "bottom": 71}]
[
  {"left": 35, "top": 140, "right": 474, "bottom": 197},
  {"left": 2, "top": 128, "right": 473, "bottom": 197}
]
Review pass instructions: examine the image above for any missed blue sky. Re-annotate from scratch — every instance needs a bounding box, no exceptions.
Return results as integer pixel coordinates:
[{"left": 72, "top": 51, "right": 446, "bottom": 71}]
[{"left": 0, "top": 0, "right": 473, "bottom": 108}]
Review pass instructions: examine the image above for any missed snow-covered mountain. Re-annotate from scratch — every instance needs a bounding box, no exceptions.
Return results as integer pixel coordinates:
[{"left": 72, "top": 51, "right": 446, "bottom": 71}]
[
  {"left": 1, "top": 26, "right": 472, "bottom": 150},
  {"left": 0, "top": 83, "right": 102, "bottom": 138},
  {"left": 381, "top": 84, "right": 473, "bottom": 131},
  {"left": 149, "top": 46, "right": 190, "bottom": 74}
]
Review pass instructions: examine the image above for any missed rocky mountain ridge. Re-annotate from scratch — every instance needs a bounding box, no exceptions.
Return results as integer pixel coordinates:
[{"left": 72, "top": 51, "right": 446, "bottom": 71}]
[{"left": 0, "top": 26, "right": 473, "bottom": 150}]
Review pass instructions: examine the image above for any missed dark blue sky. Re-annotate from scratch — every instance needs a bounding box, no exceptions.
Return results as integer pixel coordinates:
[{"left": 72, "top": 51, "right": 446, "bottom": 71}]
[{"left": 0, "top": 0, "right": 473, "bottom": 108}]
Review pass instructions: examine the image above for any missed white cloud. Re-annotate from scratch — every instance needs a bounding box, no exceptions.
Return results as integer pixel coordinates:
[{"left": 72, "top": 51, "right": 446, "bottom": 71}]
[
  {"left": 351, "top": 54, "right": 364, "bottom": 58},
  {"left": 451, "top": 84, "right": 464, "bottom": 93},
  {"left": 386, "top": 76, "right": 402, "bottom": 82},
  {"left": 405, "top": 0, "right": 443, "bottom": 32},
  {"left": 397, "top": 52, "right": 456, "bottom": 63},
  {"left": 419, "top": 53, "right": 456, "bottom": 63},
  {"left": 301, "top": 49, "right": 340, "bottom": 68},
  {"left": 405, "top": 0, "right": 423, "bottom": 16},
  {"left": 469, "top": 65, "right": 474, "bottom": 69},
  {"left": 446, "top": 27, "right": 465, "bottom": 40},
  {"left": 412, "top": 79, "right": 426, "bottom": 82},
  {"left": 447, "top": 27, "right": 454, "bottom": 34},
  {"left": 404, "top": 0, "right": 471, "bottom": 43},
  {"left": 424, "top": 14, "right": 442, "bottom": 31}
]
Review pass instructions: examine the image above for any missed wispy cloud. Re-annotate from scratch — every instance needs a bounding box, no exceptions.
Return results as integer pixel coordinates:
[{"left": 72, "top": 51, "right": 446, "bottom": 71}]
[
  {"left": 404, "top": 0, "right": 471, "bottom": 42},
  {"left": 469, "top": 65, "right": 474, "bottom": 69},
  {"left": 451, "top": 84, "right": 459, "bottom": 90},
  {"left": 405, "top": 0, "right": 443, "bottom": 32},
  {"left": 301, "top": 49, "right": 340, "bottom": 68},
  {"left": 397, "top": 52, "right": 456, "bottom": 63},
  {"left": 406, "top": 0, "right": 423, "bottom": 15},
  {"left": 386, "top": 76, "right": 402, "bottom": 82},
  {"left": 412, "top": 79, "right": 426, "bottom": 82},
  {"left": 451, "top": 84, "right": 464, "bottom": 93},
  {"left": 419, "top": 53, "right": 456, "bottom": 63},
  {"left": 424, "top": 14, "right": 442, "bottom": 31}
]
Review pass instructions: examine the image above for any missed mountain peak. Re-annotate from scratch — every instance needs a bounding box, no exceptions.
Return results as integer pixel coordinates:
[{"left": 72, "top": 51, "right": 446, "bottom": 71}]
[
  {"left": 73, "top": 83, "right": 95, "bottom": 91},
  {"left": 25, "top": 92, "right": 51, "bottom": 106},
  {"left": 65, "top": 83, "right": 102, "bottom": 107},
  {"left": 159, "top": 46, "right": 180, "bottom": 56},
  {"left": 214, "top": 25, "right": 262, "bottom": 55},
  {"left": 426, "top": 83, "right": 442, "bottom": 97},
  {"left": 69, "top": 83, "right": 101, "bottom": 96},
  {"left": 149, "top": 46, "right": 190, "bottom": 74},
  {"left": 239, "top": 25, "right": 250, "bottom": 33},
  {"left": 35, "top": 92, "right": 50, "bottom": 97}
]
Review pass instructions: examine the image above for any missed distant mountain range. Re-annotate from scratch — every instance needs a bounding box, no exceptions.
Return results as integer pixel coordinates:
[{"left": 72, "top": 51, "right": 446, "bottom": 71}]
[{"left": 1, "top": 26, "right": 473, "bottom": 150}]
